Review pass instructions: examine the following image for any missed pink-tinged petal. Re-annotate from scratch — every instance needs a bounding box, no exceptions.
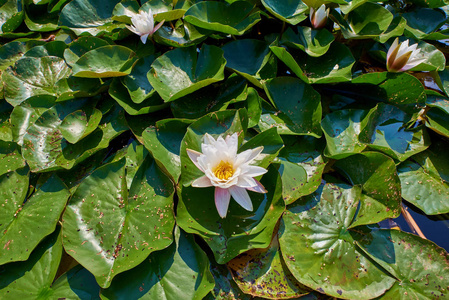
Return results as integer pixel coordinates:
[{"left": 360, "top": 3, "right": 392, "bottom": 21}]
[
  {"left": 241, "top": 165, "right": 268, "bottom": 177},
  {"left": 186, "top": 148, "right": 204, "bottom": 172},
  {"left": 229, "top": 186, "right": 253, "bottom": 211},
  {"left": 140, "top": 33, "right": 150, "bottom": 44},
  {"left": 236, "top": 175, "right": 257, "bottom": 188},
  {"left": 246, "top": 179, "right": 267, "bottom": 193},
  {"left": 215, "top": 187, "right": 231, "bottom": 218},
  {"left": 192, "top": 175, "right": 213, "bottom": 187},
  {"left": 152, "top": 19, "right": 165, "bottom": 34},
  {"left": 386, "top": 37, "right": 399, "bottom": 62}
]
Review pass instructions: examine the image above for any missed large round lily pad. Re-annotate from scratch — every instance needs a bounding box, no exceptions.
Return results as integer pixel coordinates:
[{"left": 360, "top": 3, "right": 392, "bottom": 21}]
[{"left": 279, "top": 183, "right": 396, "bottom": 299}]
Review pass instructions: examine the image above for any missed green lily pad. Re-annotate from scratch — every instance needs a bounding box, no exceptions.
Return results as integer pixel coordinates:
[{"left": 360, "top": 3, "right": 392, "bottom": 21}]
[
  {"left": 337, "top": 2, "right": 393, "bottom": 39},
  {"left": 101, "top": 227, "right": 214, "bottom": 299},
  {"left": 282, "top": 26, "right": 335, "bottom": 57},
  {"left": 170, "top": 74, "right": 248, "bottom": 119},
  {"left": 64, "top": 36, "right": 112, "bottom": 67},
  {"left": 260, "top": 0, "right": 308, "bottom": 25},
  {"left": 23, "top": 41, "right": 66, "bottom": 59},
  {"left": 227, "top": 236, "right": 311, "bottom": 299},
  {"left": 261, "top": 76, "right": 322, "bottom": 137},
  {"left": 141, "top": 0, "right": 192, "bottom": 22},
  {"left": 359, "top": 103, "right": 430, "bottom": 162},
  {"left": 51, "top": 265, "right": 101, "bottom": 300},
  {"left": 24, "top": 2, "right": 59, "bottom": 32},
  {"left": 356, "top": 229, "right": 449, "bottom": 299},
  {"left": 58, "top": 0, "right": 123, "bottom": 36},
  {"left": 177, "top": 165, "right": 285, "bottom": 264},
  {"left": 402, "top": 7, "right": 446, "bottom": 40},
  {"left": 153, "top": 19, "right": 208, "bottom": 48},
  {"left": 271, "top": 42, "right": 355, "bottom": 84},
  {"left": 279, "top": 183, "right": 396, "bottom": 299},
  {"left": 59, "top": 107, "right": 102, "bottom": 144},
  {"left": 10, "top": 95, "right": 56, "bottom": 146},
  {"left": 0, "top": 40, "right": 44, "bottom": 71},
  {"left": 321, "top": 108, "right": 369, "bottom": 159},
  {"left": 184, "top": 1, "right": 261, "bottom": 35},
  {"left": 0, "top": 141, "right": 26, "bottom": 176},
  {"left": 0, "top": 228, "right": 63, "bottom": 298},
  {"left": 334, "top": 151, "right": 402, "bottom": 227},
  {"left": 397, "top": 139, "right": 449, "bottom": 215},
  {"left": 206, "top": 259, "right": 251, "bottom": 300},
  {"left": 142, "top": 118, "right": 192, "bottom": 182},
  {"left": 351, "top": 72, "right": 426, "bottom": 112},
  {"left": 147, "top": 45, "right": 226, "bottom": 102},
  {"left": 0, "top": 0, "right": 23, "bottom": 34},
  {"left": 275, "top": 135, "right": 326, "bottom": 204},
  {"left": 222, "top": 39, "right": 277, "bottom": 88},
  {"left": 21, "top": 101, "right": 128, "bottom": 172},
  {"left": 3, "top": 56, "right": 71, "bottom": 106},
  {"left": 375, "top": 16, "right": 406, "bottom": 43},
  {"left": 72, "top": 45, "right": 138, "bottom": 78},
  {"left": 426, "top": 106, "right": 449, "bottom": 138},
  {"left": 109, "top": 77, "right": 168, "bottom": 115},
  {"left": 120, "top": 55, "right": 158, "bottom": 104},
  {"left": 0, "top": 175, "right": 69, "bottom": 265},
  {"left": 62, "top": 157, "right": 175, "bottom": 288}
]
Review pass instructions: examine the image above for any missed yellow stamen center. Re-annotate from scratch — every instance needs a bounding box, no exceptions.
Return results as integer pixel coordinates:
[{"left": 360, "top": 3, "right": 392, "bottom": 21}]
[{"left": 213, "top": 161, "right": 234, "bottom": 180}]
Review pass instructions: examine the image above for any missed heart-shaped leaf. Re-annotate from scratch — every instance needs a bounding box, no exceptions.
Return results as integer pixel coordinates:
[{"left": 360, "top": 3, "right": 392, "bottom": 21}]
[
  {"left": 261, "top": 76, "right": 322, "bottom": 137},
  {"left": 279, "top": 183, "right": 396, "bottom": 299},
  {"left": 184, "top": 1, "right": 261, "bottom": 35},
  {"left": 101, "top": 227, "right": 214, "bottom": 299},
  {"left": 72, "top": 45, "right": 138, "bottom": 78},
  {"left": 0, "top": 174, "right": 69, "bottom": 265},
  {"left": 261, "top": 0, "right": 307, "bottom": 25},
  {"left": 63, "top": 157, "right": 175, "bottom": 288},
  {"left": 147, "top": 45, "right": 226, "bottom": 102}
]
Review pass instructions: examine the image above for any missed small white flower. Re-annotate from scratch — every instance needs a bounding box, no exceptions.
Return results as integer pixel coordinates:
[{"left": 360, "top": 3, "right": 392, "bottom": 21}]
[
  {"left": 386, "top": 38, "right": 426, "bottom": 73},
  {"left": 310, "top": 4, "right": 329, "bottom": 29},
  {"left": 126, "top": 9, "right": 164, "bottom": 44},
  {"left": 186, "top": 133, "right": 268, "bottom": 218}
]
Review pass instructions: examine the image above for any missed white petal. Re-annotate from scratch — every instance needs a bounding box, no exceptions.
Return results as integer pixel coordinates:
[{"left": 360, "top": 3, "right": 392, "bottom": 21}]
[
  {"left": 203, "top": 133, "right": 216, "bottom": 146},
  {"left": 125, "top": 25, "right": 138, "bottom": 35},
  {"left": 241, "top": 165, "right": 268, "bottom": 177},
  {"left": 215, "top": 187, "right": 231, "bottom": 218},
  {"left": 225, "top": 133, "right": 239, "bottom": 155},
  {"left": 246, "top": 179, "right": 267, "bottom": 193},
  {"left": 186, "top": 148, "right": 204, "bottom": 171},
  {"left": 400, "top": 58, "right": 426, "bottom": 72},
  {"left": 192, "top": 175, "right": 213, "bottom": 187},
  {"left": 229, "top": 186, "right": 253, "bottom": 211},
  {"left": 234, "top": 146, "right": 263, "bottom": 166},
  {"left": 140, "top": 33, "right": 149, "bottom": 44},
  {"left": 236, "top": 175, "right": 257, "bottom": 188}
]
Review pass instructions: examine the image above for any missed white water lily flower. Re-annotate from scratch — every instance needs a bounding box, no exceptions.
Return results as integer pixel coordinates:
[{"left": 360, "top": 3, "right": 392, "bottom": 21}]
[
  {"left": 186, "top": 133, "right": 268, "bottom": 218},
  {"left": 126, "top": 9, "right": 164, "bottom": 44},
  {"left": 386, "top": 38, "right": 426, "bottom": 72},
  {"left": 310, "top": 4, "right": 329, "bottom": 29}
]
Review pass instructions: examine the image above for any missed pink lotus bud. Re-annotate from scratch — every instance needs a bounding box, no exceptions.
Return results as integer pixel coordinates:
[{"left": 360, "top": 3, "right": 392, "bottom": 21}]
[{"left": 310, "top": 4, "right": 329, "bottom": 29}]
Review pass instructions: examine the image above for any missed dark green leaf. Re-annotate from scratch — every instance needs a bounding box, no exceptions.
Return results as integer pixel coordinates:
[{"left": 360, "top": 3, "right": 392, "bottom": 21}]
[
  {"left": 0, "top": 175, "right": 69, "bottom": 265},
  {"left": 101, "top": 227, "right": 214, "bottom": 299},
  {"left": 261, "top": 76, "right": 322, "bottom": 137},
  {"left": 62, "top": 157, "right": 175, "bottom": 288},
  {"left": 184, "top": 1, "right": 261, "bottom": 35},
  {"left": 72, "top": 45, "right": 138, "bottom": 78},
  {"left": 147, "top": 45, "right": 226, "bottom": 102},
  {"left": 260, "top": 0, "right": 307, "bottom": 25}
]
